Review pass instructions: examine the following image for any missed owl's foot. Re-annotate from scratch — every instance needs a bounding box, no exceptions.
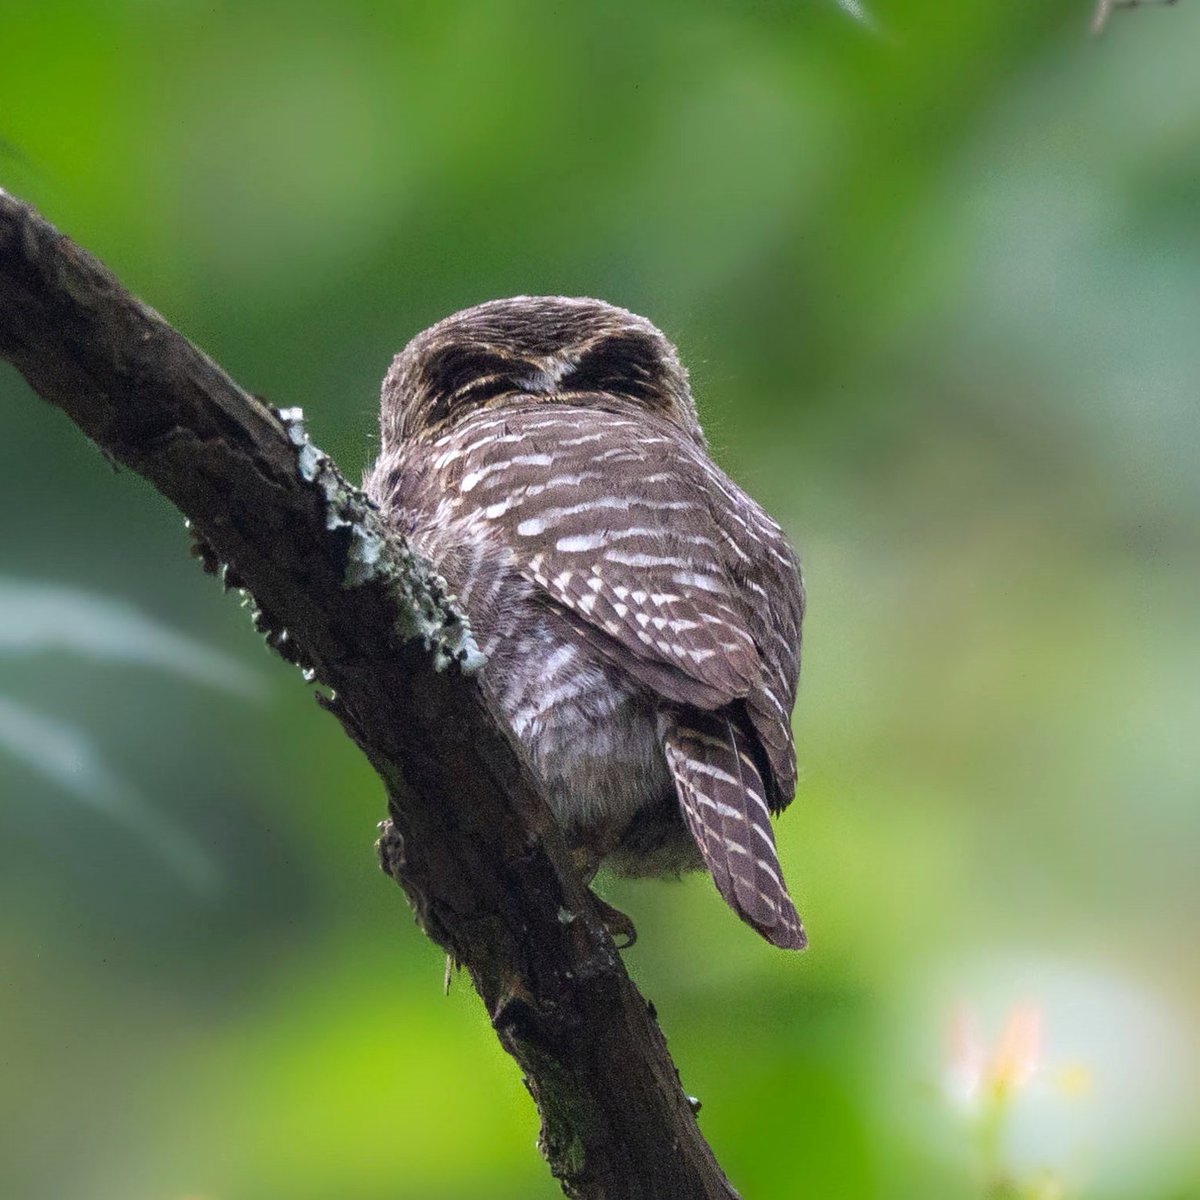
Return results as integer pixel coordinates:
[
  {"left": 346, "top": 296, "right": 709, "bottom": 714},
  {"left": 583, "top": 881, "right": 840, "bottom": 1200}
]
[
  {"left": 568, "top": 845, "right": 637, "bottom": 947},
  {"left": 589, "top": 889, "right": 638, "bottom": 949}
]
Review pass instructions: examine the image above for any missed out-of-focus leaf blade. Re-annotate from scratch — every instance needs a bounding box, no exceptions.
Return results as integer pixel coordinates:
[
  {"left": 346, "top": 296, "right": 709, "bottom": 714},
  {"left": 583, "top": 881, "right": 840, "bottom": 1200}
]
[
  {"left": 0, "top": 578, "right": 263, "bottom": 698},
  {"left": 0, "top": 695, "right": 224, "bottom": 898}
]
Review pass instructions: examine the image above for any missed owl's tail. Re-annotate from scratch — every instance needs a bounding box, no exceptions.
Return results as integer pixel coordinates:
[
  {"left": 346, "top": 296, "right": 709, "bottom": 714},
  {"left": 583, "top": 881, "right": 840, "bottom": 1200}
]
[{"left": 660, "top": 711, "right": 806, "bottom": 950}]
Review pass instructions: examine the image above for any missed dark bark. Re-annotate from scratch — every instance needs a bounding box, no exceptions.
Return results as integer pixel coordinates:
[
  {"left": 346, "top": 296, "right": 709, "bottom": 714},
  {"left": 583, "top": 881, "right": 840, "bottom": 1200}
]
[{"left": 0, "top": 188, "right": 740, "bottom": 1200}]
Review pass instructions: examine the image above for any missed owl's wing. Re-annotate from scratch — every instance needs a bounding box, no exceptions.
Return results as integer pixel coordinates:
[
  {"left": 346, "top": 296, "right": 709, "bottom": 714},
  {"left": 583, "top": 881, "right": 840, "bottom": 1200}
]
[{"left": 440, "top": 402, "right": 804, "bottom": 810}]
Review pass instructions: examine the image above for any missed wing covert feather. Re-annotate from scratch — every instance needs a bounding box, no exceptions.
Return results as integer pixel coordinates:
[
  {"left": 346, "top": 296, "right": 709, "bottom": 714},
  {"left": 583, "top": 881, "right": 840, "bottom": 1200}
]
[{"left": 434, "top": 401, "right": 804, "bottom": 807}]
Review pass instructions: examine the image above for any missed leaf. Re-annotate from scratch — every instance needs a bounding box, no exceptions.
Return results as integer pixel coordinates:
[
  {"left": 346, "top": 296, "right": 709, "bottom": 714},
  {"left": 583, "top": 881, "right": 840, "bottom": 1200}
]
[
  {"left": 0, "top": 696, "right": 224, "bottom": 898},
  {"left": 0, "top": 578, "right": 263, "bottom": 698}
]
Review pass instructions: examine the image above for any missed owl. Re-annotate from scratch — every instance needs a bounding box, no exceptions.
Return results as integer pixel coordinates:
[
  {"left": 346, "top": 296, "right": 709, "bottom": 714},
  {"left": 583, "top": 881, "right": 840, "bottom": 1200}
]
[{"left": 364, "top": 297, "right": 806, "bottom": 950}]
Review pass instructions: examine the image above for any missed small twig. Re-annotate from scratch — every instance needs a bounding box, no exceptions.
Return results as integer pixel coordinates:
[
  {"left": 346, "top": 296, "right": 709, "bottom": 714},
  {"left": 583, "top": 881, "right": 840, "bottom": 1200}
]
[{"left": 1092, "top": 0, "right": 1179, "bottom": 36}]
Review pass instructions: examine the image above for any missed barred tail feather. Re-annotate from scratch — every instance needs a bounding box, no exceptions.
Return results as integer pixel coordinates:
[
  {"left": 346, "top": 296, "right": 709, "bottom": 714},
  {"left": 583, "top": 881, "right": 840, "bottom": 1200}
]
[{"left": 660, "top": 713, "right": 806, "bottom": 950}]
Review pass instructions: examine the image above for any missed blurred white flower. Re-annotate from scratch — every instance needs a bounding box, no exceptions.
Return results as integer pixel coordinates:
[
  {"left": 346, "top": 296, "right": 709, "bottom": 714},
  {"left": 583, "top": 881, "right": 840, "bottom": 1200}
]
[
  {"left": 945, "top": 999, "right": 1043, "bottom": 1110},
  {"left": 895, "top": 956, "right": 1199, "bottom": 1199}
]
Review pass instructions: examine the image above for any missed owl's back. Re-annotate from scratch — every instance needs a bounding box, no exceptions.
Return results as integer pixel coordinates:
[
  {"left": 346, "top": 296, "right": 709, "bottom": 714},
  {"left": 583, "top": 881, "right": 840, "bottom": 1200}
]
[{"left": 368, "top": 395, "right": 805, "bottom": 948}]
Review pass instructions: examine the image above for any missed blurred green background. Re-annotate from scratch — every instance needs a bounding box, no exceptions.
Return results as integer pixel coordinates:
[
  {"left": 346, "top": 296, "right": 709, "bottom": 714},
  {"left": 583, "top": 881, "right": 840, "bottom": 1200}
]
[{"left": 2, "top": 2, "right": 1198, "bottom": 1198}]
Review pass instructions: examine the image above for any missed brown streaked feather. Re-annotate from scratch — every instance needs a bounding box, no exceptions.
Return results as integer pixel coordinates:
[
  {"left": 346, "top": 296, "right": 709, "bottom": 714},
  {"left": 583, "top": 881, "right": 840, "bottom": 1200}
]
[
  {"left": 432, "top": 401, "right": 803, "bottom": 812},
  {"left": 661, "top": 711, "right": 806, "bottom": 950}
]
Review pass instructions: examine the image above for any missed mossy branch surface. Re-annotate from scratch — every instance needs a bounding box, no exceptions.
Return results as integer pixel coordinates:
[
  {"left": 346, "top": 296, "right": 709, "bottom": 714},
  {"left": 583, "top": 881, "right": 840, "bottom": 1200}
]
[{"left": 0, "top": 189, "right": 740, "bottom": 1200}]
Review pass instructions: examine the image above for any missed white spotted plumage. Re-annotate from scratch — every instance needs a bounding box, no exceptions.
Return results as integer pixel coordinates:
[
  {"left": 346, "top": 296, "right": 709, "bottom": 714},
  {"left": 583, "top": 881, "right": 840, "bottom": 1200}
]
[{"left": 365, "top": 296, "right": 806, "bottom": 949}]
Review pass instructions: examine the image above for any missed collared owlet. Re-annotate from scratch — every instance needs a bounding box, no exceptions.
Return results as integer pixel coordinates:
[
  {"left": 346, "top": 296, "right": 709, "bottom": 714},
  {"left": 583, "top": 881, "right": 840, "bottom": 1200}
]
[{"left": 364, "top": 297, "right": 806, "bottom": 950}]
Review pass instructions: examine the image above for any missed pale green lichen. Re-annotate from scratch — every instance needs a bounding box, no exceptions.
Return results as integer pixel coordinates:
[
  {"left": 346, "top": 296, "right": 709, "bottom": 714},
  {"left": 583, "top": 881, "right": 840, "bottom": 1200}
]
[
  {"left": 296, "top": 441, "right": 324, "bottom": 482},
  {"left": 343, "top": 523, "right": 384, "bottom": 587},
  {"left": 522, "top": 1051, "right": 592, "bottom": 1185},
  {"left": 279, "top": 405, "right": 328, "bottom": 484},
  {"left": 376, "top": 547, "right": 485, "bottom": 675},
  {"left": 556, "top": 1131, "right": 587, "bottom": 1182},
  {"left": 278, "top": 404, "right": 485, "bottom": 676}
]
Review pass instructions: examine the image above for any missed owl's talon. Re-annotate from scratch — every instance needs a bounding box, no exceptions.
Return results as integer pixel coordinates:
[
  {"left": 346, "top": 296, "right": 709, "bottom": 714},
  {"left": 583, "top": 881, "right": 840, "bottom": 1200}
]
[{"left": 589, "top": 890, "right": 638, "bottom": 949}]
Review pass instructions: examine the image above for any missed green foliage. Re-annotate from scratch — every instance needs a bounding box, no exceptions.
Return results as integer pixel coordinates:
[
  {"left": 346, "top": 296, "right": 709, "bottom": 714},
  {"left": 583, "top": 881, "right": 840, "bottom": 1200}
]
[{"left": 2, "top": 1, "right": 1198, "bottom": 1196}]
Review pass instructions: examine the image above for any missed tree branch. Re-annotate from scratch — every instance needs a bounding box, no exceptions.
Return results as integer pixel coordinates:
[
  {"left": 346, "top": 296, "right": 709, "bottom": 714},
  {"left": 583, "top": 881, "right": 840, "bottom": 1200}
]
[{"left": 0, "top": 189, "right": 739, "bottom": 1200}]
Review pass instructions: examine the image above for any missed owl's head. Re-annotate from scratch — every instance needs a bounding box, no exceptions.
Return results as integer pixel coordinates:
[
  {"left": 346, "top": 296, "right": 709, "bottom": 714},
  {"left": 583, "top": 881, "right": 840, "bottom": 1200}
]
[{"left": 380, "top": 296, "right": 702, "bottom": 446}]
